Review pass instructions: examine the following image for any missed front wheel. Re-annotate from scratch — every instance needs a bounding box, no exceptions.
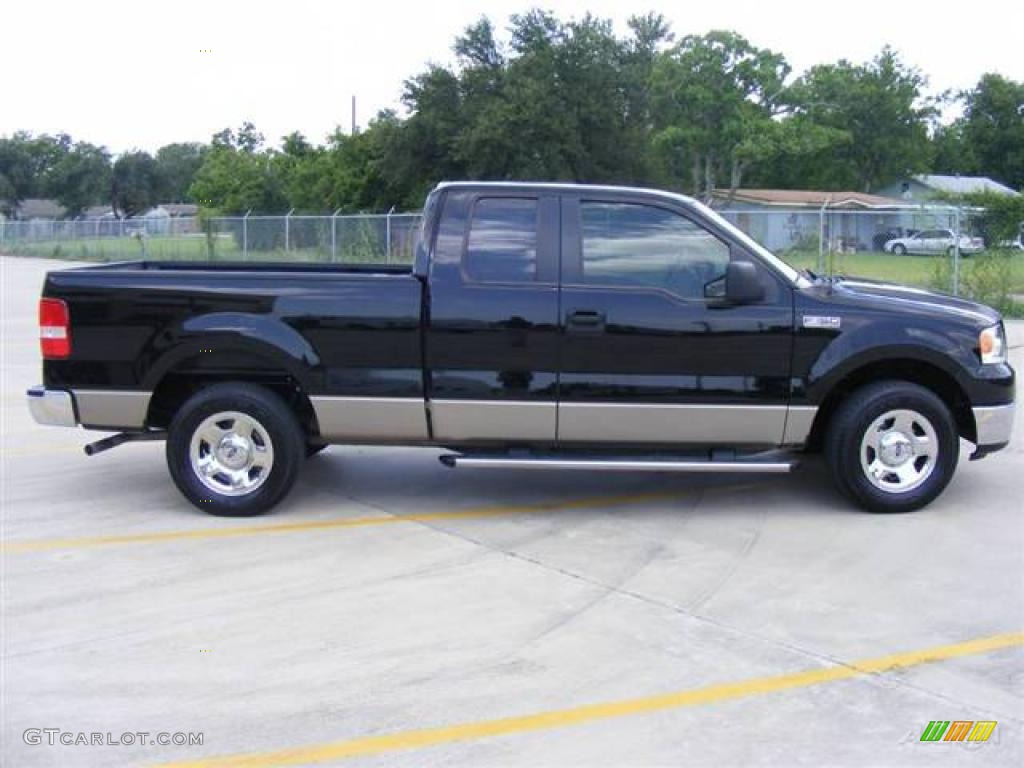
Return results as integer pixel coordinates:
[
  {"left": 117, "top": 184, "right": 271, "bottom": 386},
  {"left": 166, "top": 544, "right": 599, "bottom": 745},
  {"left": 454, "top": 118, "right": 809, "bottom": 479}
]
[
  {"left": 167, "top": 383, "right": 304, "bottom": 516},
  {"left": 824, "top": 381, "right": 959, "bottom": 513},
  {"left": 892, "top": 243, "right": 907, "bottom": 255}
]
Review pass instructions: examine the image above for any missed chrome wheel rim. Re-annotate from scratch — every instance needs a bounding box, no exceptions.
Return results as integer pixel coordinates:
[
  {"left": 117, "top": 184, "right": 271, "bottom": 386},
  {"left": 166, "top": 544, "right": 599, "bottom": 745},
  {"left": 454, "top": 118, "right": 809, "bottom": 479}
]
[
  {"left": 859, "top": 409, "right": 938, "bottom": 494},
  {"left": 189, "top": 411, "right": 274, "bottom": 497}
]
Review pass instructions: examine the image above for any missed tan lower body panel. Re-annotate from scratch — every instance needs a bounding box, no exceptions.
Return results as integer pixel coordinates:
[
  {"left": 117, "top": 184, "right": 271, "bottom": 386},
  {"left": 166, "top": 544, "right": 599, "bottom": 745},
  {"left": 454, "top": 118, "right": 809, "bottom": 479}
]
[
  {"left": 310, "top": 397, "right": 429, "bottom": 441},
  {"left": 558, "top": 402, "right": 793, "bottom": 444},
  {"left": 72, "top": 389, "right": 152, "bottom": 429},
  {"left": 301, "top": 396, "right": 817, "bottom": 446},
  {"left": 431, "top": 399, "right": 557, "bottom": 441},
  {"left": 782, "top": 405, "right": 818, "bottom": 445}
]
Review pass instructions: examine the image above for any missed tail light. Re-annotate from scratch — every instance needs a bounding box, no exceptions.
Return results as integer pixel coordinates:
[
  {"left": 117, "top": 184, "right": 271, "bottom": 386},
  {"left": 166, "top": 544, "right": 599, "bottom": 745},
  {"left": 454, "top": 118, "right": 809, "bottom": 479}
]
[{"left": 39, "top": 298, "right": 71, "bottom": 359}]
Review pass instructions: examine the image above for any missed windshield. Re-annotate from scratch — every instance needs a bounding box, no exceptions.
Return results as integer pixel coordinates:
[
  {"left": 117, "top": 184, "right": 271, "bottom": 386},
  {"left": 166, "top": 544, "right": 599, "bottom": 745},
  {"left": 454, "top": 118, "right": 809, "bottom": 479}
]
[{"left": 687, "top": 198, "right": 808, "bottom": 286}]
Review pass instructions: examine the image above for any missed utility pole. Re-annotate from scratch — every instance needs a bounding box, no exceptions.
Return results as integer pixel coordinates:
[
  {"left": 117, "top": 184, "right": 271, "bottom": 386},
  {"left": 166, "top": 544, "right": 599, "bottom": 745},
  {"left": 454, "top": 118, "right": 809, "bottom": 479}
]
[{"left": 351, "top": 96, "right": 357, "bottom": 135}]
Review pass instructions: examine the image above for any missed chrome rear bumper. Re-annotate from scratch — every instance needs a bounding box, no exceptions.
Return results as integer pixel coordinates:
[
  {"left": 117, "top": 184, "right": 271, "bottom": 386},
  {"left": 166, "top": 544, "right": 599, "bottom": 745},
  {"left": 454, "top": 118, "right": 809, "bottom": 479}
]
[{"left": 27, "top": 386, "right": 77, "bottom": 427}]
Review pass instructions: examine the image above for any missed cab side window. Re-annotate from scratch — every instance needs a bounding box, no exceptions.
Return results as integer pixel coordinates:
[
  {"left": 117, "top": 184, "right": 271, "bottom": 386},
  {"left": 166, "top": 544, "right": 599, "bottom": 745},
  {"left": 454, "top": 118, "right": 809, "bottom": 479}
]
[
  {"left": 580, "top": 202, "right": 730, "bottom": 300},
  {"left": 463, "top": 197, "right": 538, "bottom": 283}
]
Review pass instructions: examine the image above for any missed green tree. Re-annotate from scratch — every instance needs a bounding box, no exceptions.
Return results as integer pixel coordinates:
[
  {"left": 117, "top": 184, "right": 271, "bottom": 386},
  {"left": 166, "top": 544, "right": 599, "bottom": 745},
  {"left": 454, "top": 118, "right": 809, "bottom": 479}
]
[
  {"left": 281, "top": 116, "right": 418, "bottom": 212},
  {"left": 620, "top": 13, "right": 674, "bottom": 179},
  {"left": 930, "top": 120, "right": 974, "bottom": 177},
  {"left": 155, "top": 143, "right": 205, "bottom": 202},
  {"left": 281, "top": 132, "right": 313, "bottom": 158},
  {"left": 650, "top": 30, "right": 797, "bottom": 199},
  {"left": 0, "top": 132, "right": 71, "bottom": 214},
  {"left": 0, "top": 173, "right": 15, "bottom": 216},
  {"left": 960, "top": 190, "right": 1024, "bottom": 243},
  {"left": 189, "top": 124, "right": 287, "bottom": 214},
  {"left": 960, "top": 74, "right": 1024, "bottom": 189},
  {"left": 783, "top": 47, "right": 935, "bottom": 191},
  {"left": 399, "top": 11, "right": 670, "bottom": 188},
  {"left": 46, "top": 141, "right": 111, "bottom": 217},
  {"left": 111, "top": 150, "right": 162, "bottom": 217},
  {"left": 398, "top": 64, "right": 475, "bottom": 187}
]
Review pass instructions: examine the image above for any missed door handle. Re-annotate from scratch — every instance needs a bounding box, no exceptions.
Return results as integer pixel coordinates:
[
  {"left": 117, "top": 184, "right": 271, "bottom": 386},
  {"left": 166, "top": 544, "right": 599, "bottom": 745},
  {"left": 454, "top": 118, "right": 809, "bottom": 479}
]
[{"left": 567, "top": 310, "right": 606, "bottom": 331}]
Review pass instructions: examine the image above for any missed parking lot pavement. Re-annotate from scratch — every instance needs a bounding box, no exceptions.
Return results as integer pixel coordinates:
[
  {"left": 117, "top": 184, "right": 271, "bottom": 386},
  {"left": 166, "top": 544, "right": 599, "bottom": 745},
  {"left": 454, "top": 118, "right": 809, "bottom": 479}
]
[{"left": 2, "top": 254, "right": 1022, "bottom": 767}]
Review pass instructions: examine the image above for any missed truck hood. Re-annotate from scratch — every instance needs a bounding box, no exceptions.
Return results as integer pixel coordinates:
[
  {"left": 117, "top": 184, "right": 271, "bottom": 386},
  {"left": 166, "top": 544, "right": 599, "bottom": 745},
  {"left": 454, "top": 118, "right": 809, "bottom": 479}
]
[{"left": 821, "top": 277, "right": 1001, "bottom": 327}]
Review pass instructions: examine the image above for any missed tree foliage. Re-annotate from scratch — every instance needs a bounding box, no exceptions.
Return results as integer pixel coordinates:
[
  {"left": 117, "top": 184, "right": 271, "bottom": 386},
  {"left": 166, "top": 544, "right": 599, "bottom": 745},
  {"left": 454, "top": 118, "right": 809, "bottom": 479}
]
[
  {"left": 47, "top": 141, "right": 111, "bottom": 217},
  {"left": 960, "top": 190, "right": 1024, "bottom": 243},
  {"left": 111, "top": 151, "right": 163, "bottom": 218},
  {"left": 934, "top": 74, "right": 1024, "bottom": 189},
  {"left": 651, "top": 30, "right": 801, "bottom": 200},
  {"left": 0, "top": 132, "right": 71, "bottom": 214},
  {"left": 772, "top": 48, "right": 936, "bottom": 192},
  {"left": 188, "top": 126, "right": 288, "bottom": 214},
  {"left": 155, "top": 143, "right": 206, "bottom": 202}
]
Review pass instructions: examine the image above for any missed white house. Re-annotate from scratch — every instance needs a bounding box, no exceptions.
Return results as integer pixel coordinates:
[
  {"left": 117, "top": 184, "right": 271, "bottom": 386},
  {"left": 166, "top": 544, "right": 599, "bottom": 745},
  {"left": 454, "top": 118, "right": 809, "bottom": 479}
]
[{"left": 711, "top": 188, "right": 924, "bottom": 253}]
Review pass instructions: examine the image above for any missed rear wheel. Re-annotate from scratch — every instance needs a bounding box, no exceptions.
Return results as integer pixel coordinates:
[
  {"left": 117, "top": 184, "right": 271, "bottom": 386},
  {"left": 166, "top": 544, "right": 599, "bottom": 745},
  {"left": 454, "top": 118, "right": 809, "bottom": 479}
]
[
  {"left": 824, "top": 381, "right": 958, "bottom": 513},
  {"left": 167, "top": 383, "right": 304, "bottom": 516}
]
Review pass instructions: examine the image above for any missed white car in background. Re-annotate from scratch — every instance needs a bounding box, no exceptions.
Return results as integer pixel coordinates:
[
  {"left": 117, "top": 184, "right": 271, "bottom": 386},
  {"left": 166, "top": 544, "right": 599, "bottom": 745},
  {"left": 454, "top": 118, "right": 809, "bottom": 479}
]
[{"left": 884, "top": 228, "right": 984, "bottom": 256}]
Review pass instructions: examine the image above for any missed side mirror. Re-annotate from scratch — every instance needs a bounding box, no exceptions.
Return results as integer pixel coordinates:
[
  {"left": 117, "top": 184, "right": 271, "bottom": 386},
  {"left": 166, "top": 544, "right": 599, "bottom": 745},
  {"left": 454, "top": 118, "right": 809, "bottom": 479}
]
[{"left": 725, "top": 261, "right": 765, "bottom": 304}]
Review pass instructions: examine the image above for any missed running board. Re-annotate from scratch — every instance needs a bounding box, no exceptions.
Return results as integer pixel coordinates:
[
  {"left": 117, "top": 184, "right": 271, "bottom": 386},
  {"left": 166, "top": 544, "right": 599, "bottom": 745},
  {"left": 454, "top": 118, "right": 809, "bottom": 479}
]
[{"left": 438, "top": 454, "right": 797, "bottom": 473}]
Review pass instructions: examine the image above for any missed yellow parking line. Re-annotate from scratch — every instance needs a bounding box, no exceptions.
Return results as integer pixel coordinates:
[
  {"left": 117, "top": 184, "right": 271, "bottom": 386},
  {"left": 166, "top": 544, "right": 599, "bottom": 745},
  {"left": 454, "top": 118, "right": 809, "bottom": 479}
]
[
  {"left": 155, "top": 631, "right": 1024, "bottom": 768},
  {"left": 2, "top": 489, "right": 690, "bottom": 554}
]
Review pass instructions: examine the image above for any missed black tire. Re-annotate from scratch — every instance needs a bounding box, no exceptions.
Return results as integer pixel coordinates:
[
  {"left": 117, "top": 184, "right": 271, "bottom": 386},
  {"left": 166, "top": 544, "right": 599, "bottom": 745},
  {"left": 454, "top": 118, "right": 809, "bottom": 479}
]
[
  {"left": 166, "top": 383, "right": 304, "bottom": 516},
  {"left": 892, "top": 243, "right": 907, "bottom": 255},
  {"left": 305, "top": 443, "right": 328, "bottom": 458},
  {"left": 824, "top": 380, "right": 959, "bottom": 513}
]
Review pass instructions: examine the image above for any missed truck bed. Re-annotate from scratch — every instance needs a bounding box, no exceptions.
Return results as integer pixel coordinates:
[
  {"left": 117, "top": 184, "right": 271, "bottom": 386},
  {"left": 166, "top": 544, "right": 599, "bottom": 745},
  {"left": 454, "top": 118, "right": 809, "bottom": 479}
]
[{"left": 41, "top": 260, "right": 427, "bottom": 401}]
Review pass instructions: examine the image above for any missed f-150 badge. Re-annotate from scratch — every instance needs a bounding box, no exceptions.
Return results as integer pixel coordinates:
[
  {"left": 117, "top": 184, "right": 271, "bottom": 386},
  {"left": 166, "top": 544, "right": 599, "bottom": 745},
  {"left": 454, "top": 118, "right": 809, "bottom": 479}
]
[{"left": 803, "top": 315, "right": 841, "bottom": 329}]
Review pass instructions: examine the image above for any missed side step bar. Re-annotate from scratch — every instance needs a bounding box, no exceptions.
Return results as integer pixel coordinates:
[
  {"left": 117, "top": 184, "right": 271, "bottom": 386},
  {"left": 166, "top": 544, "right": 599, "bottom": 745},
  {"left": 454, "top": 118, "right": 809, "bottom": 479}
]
[{"left": 439, "top": 454, "right": 797, "bottom": 474}]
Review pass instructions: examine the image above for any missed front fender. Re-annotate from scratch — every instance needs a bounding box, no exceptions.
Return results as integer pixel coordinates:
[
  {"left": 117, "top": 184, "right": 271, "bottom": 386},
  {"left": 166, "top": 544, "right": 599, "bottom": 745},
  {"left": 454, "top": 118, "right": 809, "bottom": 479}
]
[{"left": 800, "top": 318, "right": 978, "bottom": 404}]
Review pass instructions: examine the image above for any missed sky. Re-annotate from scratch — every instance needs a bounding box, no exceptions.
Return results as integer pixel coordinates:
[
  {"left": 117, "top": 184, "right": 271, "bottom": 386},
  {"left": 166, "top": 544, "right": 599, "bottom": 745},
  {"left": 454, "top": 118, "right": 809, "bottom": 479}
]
[{"left": 3, "top": 0, "right": 1021, "bottom": 155}]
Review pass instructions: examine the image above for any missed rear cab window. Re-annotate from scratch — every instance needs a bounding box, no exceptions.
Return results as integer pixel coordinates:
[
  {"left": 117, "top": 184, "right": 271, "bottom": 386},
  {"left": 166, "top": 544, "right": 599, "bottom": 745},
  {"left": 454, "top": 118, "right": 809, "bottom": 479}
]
[{"left": 463, "top": 197, "right": 539, "bottom": 283}]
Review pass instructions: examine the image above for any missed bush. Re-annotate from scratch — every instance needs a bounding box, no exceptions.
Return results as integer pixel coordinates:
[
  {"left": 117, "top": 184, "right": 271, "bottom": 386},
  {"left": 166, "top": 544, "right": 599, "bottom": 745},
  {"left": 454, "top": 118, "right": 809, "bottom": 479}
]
[
  {"left": 930, "top": 249, "right": 1020, "bottom": 315},
  {"left": 962, "top": 192, "right": 1024, "bottom": 245}
]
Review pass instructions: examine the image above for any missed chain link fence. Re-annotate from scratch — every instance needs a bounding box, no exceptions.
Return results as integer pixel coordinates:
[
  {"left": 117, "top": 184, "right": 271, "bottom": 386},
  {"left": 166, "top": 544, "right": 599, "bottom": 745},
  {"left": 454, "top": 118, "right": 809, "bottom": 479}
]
[
  {"left": 0, "top": 212, "right": 423, "bottom": 264},
  {"left": 0, "top": 214, "right": 201, "bottom": 242},
  {"left": 2, "top": 205, "right": 1020, "bottom": 313},
  {"left": 717, "top": 204, "right": 1022, "bottom": 314}
]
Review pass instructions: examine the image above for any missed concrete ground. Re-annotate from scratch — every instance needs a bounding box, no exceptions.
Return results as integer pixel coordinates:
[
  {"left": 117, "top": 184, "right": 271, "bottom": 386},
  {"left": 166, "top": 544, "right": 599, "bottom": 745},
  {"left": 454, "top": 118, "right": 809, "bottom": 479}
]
[{"left": 1, "top": 254, "right": 1022, "bottom": 767}]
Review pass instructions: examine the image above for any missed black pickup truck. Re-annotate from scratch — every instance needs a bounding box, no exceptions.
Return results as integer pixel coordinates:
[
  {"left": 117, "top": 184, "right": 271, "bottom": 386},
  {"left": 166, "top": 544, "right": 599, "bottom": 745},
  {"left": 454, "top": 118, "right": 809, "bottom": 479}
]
[{"left": 28, "top": 182, "right": 1015, "bottom": 515}]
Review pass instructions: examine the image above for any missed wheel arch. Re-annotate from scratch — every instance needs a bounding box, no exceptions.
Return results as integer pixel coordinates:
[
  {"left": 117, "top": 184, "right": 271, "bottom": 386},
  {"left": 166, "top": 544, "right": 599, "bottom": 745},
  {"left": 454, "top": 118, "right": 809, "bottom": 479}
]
[
  {"left": 806, "top": 358, "right": 976, "bottom": 451},
  {"left": 144, "top": 343, "right": 321, "bottom": 439},
  {"left": 140, "top": 311, "right": 324, "bottom": 437}
]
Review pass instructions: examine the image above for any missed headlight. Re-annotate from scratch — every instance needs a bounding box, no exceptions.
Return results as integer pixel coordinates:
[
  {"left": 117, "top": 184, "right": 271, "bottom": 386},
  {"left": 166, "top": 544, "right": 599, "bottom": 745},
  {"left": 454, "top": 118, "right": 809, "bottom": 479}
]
[{"left": 979, "top": 324, "right": 1007, "bottom": 365}]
